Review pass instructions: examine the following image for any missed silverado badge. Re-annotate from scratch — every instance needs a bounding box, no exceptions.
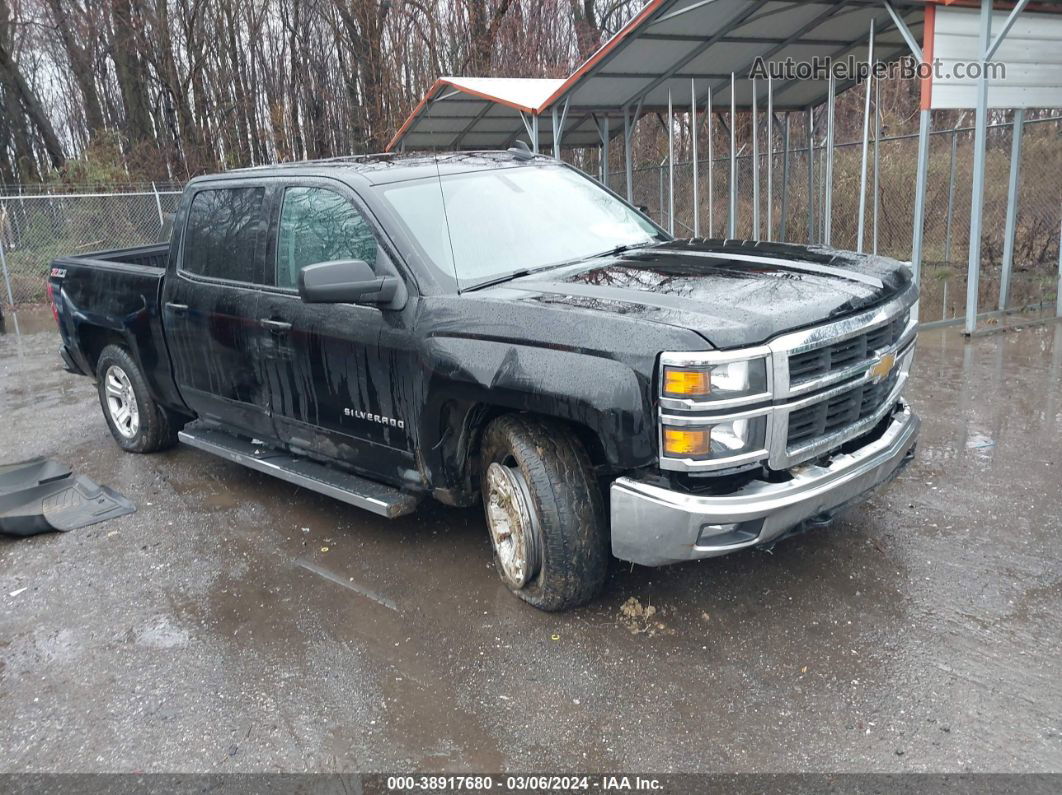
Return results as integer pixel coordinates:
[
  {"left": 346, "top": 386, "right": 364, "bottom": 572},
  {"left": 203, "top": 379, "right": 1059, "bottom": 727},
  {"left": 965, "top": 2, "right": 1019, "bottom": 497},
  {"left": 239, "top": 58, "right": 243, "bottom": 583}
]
[{"left": 868, "top": 352, "right": 896, "bottom": 383}]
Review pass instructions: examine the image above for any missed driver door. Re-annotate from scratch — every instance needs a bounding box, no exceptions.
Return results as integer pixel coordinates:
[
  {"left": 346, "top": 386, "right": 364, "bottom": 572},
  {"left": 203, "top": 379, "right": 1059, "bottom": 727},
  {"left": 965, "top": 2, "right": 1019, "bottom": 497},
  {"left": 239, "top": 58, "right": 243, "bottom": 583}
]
[{"left": 257, "top": 181, "right": 416, "bottom": 485}]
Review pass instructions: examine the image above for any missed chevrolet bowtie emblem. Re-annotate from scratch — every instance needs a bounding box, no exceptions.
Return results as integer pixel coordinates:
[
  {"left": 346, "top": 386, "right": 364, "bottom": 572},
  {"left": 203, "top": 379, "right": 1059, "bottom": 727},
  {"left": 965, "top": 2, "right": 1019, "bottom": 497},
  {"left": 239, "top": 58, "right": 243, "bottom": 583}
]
[{"left": 868, "top": 352, "right": 896, "bottom": 383}]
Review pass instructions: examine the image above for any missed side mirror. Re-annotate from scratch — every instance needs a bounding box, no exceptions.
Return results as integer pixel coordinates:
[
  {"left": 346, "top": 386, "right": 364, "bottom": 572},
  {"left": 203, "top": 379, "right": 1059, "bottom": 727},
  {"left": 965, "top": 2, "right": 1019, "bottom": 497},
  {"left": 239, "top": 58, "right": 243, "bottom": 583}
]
[{"left": 297, "top": 259, "right": 399, "bottom": 305}]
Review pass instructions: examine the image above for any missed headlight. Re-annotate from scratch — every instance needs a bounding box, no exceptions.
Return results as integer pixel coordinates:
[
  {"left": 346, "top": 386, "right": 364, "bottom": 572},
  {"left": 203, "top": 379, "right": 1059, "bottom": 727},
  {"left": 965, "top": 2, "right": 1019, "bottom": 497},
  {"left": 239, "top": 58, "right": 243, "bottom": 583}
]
[
  {"left": 661, "top": 416, "right": 767, "bottom": 462},
  {"left": 661, "top": 357, "right": 769, "bottom": 403}
]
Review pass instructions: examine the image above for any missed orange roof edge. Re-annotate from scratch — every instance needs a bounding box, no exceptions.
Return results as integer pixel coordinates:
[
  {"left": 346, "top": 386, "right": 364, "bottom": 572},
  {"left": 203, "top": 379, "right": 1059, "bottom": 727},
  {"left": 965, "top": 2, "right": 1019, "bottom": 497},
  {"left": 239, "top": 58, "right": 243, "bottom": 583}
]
[{"left": 538, "top": 0, "right": 669, "bottom": 112}]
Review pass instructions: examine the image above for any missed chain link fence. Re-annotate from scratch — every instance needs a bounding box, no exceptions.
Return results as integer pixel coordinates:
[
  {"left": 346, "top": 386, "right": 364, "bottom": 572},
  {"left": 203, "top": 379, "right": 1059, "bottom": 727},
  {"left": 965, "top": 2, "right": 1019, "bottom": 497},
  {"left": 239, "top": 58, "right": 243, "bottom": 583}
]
[
  {"left": 1, "top": 119, "right": 1059, "bottom": 328},
  {"left": 628, "top": 115, "right": 1061, "bottom": 325},
  {"left": 0, "top": 188, "right": 181, "bottom": 307}
]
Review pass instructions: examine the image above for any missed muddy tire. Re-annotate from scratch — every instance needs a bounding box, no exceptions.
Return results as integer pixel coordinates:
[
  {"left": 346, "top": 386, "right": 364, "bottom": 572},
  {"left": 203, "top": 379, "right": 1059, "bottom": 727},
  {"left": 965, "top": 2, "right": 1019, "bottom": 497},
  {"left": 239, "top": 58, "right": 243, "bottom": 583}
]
[
  {"left": 96, "top": 345, "right": 180, "bottom": 453},
  {"left": 480, "top": 414, "right": 608, "bottom": 611}
]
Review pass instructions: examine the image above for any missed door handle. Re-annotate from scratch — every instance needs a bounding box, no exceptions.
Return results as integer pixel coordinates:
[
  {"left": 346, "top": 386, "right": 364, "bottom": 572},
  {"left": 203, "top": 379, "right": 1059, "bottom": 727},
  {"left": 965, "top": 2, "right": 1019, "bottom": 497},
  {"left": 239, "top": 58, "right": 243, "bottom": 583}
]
[
  {"left": 165, "top": 302, "right": 188, "bottom": 314},
  {"left": 260, "top": 319, "right": 293, "bottom": 332}
]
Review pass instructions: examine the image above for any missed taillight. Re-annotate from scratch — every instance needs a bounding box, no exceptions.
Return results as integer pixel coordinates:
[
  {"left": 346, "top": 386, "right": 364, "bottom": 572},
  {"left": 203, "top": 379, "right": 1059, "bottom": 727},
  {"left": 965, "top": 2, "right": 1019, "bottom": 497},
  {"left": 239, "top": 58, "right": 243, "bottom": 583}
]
[{"left": 45, "top": 280, "right": 59, "bottom": 324}]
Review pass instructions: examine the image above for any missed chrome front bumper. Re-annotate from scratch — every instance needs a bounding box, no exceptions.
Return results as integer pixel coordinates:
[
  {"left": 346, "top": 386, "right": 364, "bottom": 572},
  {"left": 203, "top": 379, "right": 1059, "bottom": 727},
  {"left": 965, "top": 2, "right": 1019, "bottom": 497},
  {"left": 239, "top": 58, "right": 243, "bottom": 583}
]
[{"left": 610, "top": 401, "right": 919, "bottom": 566}]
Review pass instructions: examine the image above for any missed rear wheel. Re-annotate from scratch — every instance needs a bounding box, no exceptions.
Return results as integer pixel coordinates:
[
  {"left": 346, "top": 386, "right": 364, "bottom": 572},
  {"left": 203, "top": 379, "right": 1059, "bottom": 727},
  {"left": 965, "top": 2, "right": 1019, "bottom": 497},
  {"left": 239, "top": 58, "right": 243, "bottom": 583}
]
[
  {"left": 96, "top": 345, "right": 180, "bottom": 453},
  {"left": 480, "top": 415, "right": 608, "bottom": 611}
]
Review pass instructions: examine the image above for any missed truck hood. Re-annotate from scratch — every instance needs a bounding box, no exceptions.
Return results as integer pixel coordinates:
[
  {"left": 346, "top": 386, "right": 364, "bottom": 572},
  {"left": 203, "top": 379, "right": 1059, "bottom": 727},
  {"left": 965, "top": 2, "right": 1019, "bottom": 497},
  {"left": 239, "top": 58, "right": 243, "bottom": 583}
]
[{"left": 489, "top": 240, "right": 914, "bottom": 349}]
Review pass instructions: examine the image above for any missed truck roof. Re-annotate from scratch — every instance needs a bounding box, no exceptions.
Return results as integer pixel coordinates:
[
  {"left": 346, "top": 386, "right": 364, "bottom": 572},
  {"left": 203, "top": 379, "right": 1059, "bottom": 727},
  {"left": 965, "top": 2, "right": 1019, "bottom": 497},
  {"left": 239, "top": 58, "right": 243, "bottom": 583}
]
[{"left": 192, "top": 150, "right": 555, "bottom": 188}]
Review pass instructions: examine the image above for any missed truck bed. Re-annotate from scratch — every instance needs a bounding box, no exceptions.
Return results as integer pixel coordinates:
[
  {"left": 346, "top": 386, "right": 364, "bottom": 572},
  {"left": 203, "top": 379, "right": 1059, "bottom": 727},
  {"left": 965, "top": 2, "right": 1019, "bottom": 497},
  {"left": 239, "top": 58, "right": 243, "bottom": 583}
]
[
  {"left": 54, "top": 242, "right": 170, "bottom": 273},
  {"left": 50, "top": 241, "right": 184, "bottom": 411}
]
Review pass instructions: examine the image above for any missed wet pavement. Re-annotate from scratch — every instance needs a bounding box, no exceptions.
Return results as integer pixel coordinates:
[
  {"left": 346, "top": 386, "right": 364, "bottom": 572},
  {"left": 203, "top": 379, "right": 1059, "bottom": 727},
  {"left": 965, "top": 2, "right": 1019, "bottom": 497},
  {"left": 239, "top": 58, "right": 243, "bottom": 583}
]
[{"left": 1, "top": 308, "right": 1060, "bottom": 773}]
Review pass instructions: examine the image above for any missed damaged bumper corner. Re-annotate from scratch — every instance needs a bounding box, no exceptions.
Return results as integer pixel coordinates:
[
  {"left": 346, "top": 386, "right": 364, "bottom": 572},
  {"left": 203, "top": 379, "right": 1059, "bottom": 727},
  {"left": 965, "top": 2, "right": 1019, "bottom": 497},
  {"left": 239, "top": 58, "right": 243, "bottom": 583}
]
[{"left": 610, "top": 401, "right": 919, "bottom": 566}]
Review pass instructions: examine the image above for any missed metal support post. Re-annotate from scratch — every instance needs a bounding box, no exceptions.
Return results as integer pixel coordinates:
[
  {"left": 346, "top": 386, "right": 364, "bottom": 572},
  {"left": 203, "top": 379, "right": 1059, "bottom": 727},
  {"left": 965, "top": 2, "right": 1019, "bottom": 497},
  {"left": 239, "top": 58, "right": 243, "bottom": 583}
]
[
  {"left": 623, "top": 108, "right": 634, "bottom": 200},
  {"left": 729, "top": 73, "right": 737, "bottom": 239},
  {"left": 999, "top": 108, "right": 1025, "bottom": 311},
  {"left": 780, "top": 113, "right": 790, "bottom": 242},
  {"left": 911, "top": 108, "right": 932, "bottom": 282},
  {"left": 964, "top": 0, "right": 993, "bottom": 334},
  {"left": 707, "top": 90, "right": 714, "bottom": 237},
  {"left": 551, "top": 107, "right": 559, "bottom": 158},
  {"left": 944, "top": 130, "right": 958, "bottom": 267},
  {"left": 873, "top": 80, "right": 882, "bottom": 255},
  {"left": 752, "top": 78, "right": 760, "bottom": 240},
  {"left": 668, "top": 88, "right": 675, "bottom": 236},
  {"left": 766, "top": 78, "right": 773, "bottom": 242},
  {"left": 658, "top": 161, "right": 665, "bottom": 225},
  {"left": 691, "top": 79, "right": 699, "bottom": 237},
  {"left": 551, "top": 98, "right": 570, "bottom": 159},
  {"left": 520, "top": 112, "right": 540, "bottom": 153},
  {"left": 823, "top": 75, "right": 835, "bottom": 246},
  {"left": 623, "top": 98, "right": 644, "bottom": 202},
  {"left": 152, "top": 182, "right": 165, "bottom": 231},
  {"left": 857, "top": 19, "right": 875, "bottom": 253},
  {"left": 600, "top": 116, "right": 610, "bottom": 189},
  {"left": 1057, "top": 217, "right": 1062, "bottom": 318},
  {"left": 0, "top": 214, "right": 19, "bottom": 336},
  {"left": 807, "top": 108, "right": 815, "bottom": 243}
]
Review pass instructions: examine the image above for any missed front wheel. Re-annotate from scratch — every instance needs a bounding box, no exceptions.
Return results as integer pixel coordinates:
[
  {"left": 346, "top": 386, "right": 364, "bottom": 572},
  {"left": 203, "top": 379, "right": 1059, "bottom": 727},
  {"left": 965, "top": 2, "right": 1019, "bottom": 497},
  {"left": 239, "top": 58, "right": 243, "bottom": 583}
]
[
  {"left": 96, "top": 345, "right": 180, "bottom": 453},
  {"left": 480, "top": 415, "right": 608, "bottom": 611}
]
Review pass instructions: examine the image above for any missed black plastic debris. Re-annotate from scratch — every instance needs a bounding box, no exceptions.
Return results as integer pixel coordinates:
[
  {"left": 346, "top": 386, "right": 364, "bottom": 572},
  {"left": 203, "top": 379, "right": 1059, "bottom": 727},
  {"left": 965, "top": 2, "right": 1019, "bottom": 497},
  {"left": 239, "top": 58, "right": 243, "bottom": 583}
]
[{"left": 0, "top": 458, "right": 135, "bottom": 537}]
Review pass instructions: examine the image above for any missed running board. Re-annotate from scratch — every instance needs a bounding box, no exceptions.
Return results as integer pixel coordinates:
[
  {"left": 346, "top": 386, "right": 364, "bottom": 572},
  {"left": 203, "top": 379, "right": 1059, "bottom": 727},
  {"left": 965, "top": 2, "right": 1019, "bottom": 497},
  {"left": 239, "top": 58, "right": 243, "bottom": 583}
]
[{"left": 177, "top": 424, "right": 420, "bottom": 519}]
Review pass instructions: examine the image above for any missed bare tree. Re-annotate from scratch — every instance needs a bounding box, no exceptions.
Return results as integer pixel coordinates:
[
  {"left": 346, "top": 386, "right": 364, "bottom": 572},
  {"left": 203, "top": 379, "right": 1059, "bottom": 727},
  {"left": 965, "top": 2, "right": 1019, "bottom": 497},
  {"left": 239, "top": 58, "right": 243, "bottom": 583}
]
[
  {"left": 0, "top": 0, "right": 65, "bottom": 172},
  {"left": 0, "top": 0, "right": 653, "bottom": 183}
]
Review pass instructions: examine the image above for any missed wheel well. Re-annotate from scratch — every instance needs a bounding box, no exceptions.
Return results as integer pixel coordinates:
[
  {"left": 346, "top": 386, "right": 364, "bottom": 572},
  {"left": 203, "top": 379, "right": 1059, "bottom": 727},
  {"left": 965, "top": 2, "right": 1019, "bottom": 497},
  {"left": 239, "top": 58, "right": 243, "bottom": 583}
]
[
  {"left": 78, "top": 326, "right": 126, "bottom": 375},
  {"left": 465, "top": 407, "right": 610, "bottom": 484}
]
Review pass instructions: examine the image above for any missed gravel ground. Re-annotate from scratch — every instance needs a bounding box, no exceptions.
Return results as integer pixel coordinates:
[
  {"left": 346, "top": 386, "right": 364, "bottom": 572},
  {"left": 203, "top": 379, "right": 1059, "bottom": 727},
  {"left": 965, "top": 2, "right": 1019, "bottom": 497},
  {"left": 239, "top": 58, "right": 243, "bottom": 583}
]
[{"left": 1, "top": 309, "right": 1060, "bottom": 773}]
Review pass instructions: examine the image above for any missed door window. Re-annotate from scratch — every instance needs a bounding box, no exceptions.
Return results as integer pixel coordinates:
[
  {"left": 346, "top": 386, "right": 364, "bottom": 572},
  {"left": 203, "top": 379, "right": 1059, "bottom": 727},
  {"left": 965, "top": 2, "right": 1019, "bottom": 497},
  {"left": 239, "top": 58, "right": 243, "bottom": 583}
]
[
  {"left": 181, "top": 187, "right": 265, "bottom": 282},
  {"left": 276, "top": 187, "right": 377, "bottom": 289}
]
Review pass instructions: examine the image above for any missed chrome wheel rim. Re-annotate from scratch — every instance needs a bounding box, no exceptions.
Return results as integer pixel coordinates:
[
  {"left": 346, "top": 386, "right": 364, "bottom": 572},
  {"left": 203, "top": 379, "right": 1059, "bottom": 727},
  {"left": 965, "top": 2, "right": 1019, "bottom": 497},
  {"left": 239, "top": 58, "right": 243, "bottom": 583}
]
[
  {"left": 104, "top": 365, "right": 139, "bottom": 439},
  {"left": 485, "top": 461, "right": 541, "bottom": 589}
]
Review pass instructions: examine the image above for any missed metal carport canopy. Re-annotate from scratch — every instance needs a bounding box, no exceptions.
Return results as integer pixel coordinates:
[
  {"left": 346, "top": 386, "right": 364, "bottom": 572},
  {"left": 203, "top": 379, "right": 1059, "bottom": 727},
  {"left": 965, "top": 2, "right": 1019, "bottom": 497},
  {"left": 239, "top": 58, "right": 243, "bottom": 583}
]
[
  {"left": 541, "top": 0, "right": 930, "bottom": 117},
  {"left": 388, "top": 0, "right": 937, "bottom": 152},
  {"left": 385, "top": 77, "right": 613, "bottom": 151}
]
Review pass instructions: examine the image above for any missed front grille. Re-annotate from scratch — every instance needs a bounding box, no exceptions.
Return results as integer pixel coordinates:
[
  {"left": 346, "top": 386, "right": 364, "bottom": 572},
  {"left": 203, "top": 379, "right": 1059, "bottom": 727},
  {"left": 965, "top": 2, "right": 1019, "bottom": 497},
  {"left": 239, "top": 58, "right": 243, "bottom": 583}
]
[
  {"left": 786, "top": 370, "right": 899, "bottom": 449},
  {"left": 789, "top": 312, "right": 908, "bottom": 383}
]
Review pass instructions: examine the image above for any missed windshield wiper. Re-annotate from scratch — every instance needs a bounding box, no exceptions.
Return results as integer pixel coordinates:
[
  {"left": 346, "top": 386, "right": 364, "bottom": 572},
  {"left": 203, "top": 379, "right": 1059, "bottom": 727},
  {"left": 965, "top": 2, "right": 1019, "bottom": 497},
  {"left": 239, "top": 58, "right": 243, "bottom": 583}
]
[
  {"left": 461, "top": 268, "right": 537, "bottom": 292},
  {"left": 461, "top": 257, "right": 596, "bottom": 292},
  {"left": 557, "top": 240, "right": 656, "bottom": 267},
  {"left": 460, "top": 240, "right": 659, "bottom": 292},
  {"left": 600, "top": 241, "right": 655, "bottom": 258}
]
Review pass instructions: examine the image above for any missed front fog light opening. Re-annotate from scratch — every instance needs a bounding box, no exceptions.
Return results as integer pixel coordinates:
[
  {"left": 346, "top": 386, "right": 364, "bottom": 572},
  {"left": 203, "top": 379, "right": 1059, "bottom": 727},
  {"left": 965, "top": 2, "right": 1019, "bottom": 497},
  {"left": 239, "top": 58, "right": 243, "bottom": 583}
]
[{"left": 696, "top": 519, "right": 763, "bottom": 548}]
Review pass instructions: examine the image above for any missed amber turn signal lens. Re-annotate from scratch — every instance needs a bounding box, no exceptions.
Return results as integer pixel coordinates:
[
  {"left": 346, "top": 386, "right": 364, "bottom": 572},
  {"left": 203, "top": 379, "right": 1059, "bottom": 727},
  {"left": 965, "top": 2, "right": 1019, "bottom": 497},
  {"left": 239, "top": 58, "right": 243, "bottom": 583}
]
[
  {"left": 662, "top": 427, "right": 710, "bottom": 457},
  {"left": 663, "top": 367, "right": 710, "bottom": 397}
]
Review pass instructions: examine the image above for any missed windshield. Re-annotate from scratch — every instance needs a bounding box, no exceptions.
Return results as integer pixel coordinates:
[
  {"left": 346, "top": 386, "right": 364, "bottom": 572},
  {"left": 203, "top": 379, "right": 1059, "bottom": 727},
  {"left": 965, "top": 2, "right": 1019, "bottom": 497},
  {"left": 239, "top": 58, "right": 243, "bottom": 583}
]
[{"left": 378, "top": 164, "right": 663, "bottom": 289}]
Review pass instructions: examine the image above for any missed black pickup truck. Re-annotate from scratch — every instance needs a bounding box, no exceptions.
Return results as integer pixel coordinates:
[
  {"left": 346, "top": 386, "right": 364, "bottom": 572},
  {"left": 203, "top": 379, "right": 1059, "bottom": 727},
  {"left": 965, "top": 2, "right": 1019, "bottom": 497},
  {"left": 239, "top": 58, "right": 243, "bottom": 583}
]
[{"left": 48, "top": 151, "right": 919, "bottom": 610}]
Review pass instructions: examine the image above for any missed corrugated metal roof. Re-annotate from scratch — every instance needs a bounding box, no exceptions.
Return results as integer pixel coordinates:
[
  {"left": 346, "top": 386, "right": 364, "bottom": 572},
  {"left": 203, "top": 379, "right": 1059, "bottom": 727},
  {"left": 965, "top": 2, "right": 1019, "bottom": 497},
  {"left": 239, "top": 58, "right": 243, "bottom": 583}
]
[
  {"left": 540, "top": 0, "right": 929, "bottom": 114},
  {"left": 390, "top": 0, "right": 1057, "bottom": 152}
]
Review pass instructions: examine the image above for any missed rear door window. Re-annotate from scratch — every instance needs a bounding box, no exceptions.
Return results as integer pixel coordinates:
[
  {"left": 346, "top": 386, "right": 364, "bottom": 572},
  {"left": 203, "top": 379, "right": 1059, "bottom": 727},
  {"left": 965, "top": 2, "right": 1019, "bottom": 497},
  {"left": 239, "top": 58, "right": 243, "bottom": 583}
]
[
  {"left": 275, "top": 187, "right": 377, "bottom": 289},
  {"left": 181, "top": 187, "right": 266, "bottom": 283}
]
